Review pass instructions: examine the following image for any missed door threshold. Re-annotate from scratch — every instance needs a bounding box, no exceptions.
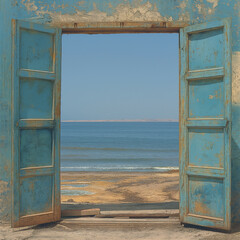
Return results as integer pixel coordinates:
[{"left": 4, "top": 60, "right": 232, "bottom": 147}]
[
  {"left": 62, "top": 208, "right": 179, "bottom": 218},
  {"left": 61, "top": 209, "right": 179, "bottom": 227},
  {"left": 61, "top": 215, "right": 180, "bottom": 228}
]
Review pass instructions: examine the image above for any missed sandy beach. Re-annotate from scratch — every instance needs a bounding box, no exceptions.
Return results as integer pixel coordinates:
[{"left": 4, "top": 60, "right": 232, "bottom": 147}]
[{"left": 61, "top": 171, "right": 179, "bottom": 204}]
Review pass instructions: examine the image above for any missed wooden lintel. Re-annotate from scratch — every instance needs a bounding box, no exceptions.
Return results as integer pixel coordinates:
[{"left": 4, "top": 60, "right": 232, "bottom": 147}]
[{"left": 62, "top": 21, "right": 188, "bottom": 34}]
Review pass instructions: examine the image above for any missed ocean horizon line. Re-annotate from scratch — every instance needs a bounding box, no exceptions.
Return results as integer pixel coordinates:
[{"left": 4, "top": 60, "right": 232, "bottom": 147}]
[{"left": 61, "top": 119, "right": 179, "bottom": 123}]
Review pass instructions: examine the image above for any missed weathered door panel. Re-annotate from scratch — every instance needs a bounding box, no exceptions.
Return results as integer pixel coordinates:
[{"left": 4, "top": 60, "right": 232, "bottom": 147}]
[
  {"left": 180, "top": 18, "right": 232, "bottom": 230},
  {"left": 11, "top": 20, "right": 62, "bottom": 227}
]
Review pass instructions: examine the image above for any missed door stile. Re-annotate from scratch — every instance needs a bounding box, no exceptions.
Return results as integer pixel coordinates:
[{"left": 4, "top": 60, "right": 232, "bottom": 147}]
[
  {"left": 53, "top": 28, "right": 62, "bottom": 221},
  {"left": 179, "top": 26, "right": 188, "bottom": 224}
]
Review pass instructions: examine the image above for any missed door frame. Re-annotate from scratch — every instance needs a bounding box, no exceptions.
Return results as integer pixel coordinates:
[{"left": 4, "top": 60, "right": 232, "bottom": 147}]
[
  {"left": 60, "top": 22, "right": 183, "bottom": 215},
  {"left": 61, "top": 21, "right": 187, "bottom": 34}
]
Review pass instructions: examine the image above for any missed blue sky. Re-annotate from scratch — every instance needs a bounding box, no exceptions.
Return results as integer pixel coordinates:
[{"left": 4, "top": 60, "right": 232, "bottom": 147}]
[{"left": 61, "top": 33, "right": 179, "bottom": 120}]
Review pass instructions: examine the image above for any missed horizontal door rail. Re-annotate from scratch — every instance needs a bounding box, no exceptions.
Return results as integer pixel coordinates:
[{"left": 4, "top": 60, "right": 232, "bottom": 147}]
[
  {"left": 20, "top": 166, "right": 54, "bottom": 178},
  {"left": 185, "top": 19, "right": 225, "bottom": 34},
  {"left": 184, "top": 215, "right": 224, "bottom": 227},
  {"left": 19, "top": 69, "right": 55, "bottom": 81},
  {"left": 17, "top": 212, "right": 55, "bottom": 228},
  {"left": 18, "top": 119, "right": 55, "bottom": 129},
  {"left": 186, "top": 119, "right": 228, "bottom": 128},
  {"left": 18, "top": 20, "right": 56, "bottom": 34},
  {"left": 186, "top": 67, "right": 224, "bottom": 80},
  {"left": 186, "top": 166, "right": 225, "bottom": 178}
]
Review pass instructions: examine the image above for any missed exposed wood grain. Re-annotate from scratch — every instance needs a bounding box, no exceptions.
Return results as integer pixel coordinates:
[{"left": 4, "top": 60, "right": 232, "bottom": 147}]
[
  {"left": 62, "top": 209, "right": 101, "bottom": 217},
  {"left": 96, "top": 213, "right": 170, "bottom": 219},
  {"left": 62, "top": 21, "right": 188, "bottom": 34}
]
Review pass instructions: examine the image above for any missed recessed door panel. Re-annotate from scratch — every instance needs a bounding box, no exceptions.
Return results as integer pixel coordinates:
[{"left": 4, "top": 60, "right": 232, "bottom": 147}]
[
  {"left": 189, "top": 128, "right": 224, "bottom": 168},
  {"left": 20, "top": 129, "right": 52, "bottom": 169},
  {"left": 189, "top": 79, "right": 224, "bottom": 118},
  {"left": 20, "top": 29, "right": 54, "bottom": 72},
  {"left": 188, "top": 176, "right": 224, "bottom": 219},
  {"left": 20, "top": 78, "right": 53, "bottom": 119},
  {"left": 20, "top": 175, "right": 53, "bottom": 217},
  {"left": 189, "top": 28, "right": 224, "bottom": 71}
]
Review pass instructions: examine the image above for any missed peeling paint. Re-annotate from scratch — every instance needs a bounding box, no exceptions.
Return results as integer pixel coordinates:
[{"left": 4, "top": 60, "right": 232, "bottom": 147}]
[
  {"left": 206, "top": 0, "right": 219, "bottom": 9},
  {"left": 177, "top": 0, "right": 190, "bottom": 22},
  {"left": 21, "top": 0, "right": 38, "bottom": 12},
  {"left": 0, "top": 181, "right": 8, "bottom": 195},
  {"left": 194, "top": 0, "right": 219, "bottom": 20},
  {"left": 0, "top": 181, "right": 9, "bottom": 222},
  {"left": 20, "top": 0, "right": 188, "bottom": 24},
  {"left": 194, "top": 201, "right": 210, "bottom": 216},
  {"left": 232, "top": 52, "right": 240, "bottom": 104},
  {"left": 78, "top": 1, "right": 85, "bottom": 7},
  {"left": 178, "top": 1, "right": 187, "bottom": 9},
  {"left": 209, "top": 89, "right": 222, "bottom": 100}
]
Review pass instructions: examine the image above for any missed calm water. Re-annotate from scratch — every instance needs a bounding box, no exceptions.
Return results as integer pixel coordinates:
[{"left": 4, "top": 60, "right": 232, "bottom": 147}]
[{"left": 61, "top": 122, "right": 179, "bottom": 172}]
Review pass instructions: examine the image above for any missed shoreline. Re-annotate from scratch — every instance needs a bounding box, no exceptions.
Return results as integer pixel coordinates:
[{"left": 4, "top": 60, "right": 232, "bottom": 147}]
[
  {"left": 61, "top": 170, "right": 179, "bottom": 205},
  {"left": 61, "top": 170, "right": 179, "bottom": 175}
]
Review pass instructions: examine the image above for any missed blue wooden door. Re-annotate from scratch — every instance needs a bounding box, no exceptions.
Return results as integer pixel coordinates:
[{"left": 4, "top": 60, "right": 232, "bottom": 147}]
[
  {"left": 11, "top": 20, "right": 61, "bottom": 227},
  {"left": 180, "top": 18, "right": 232, "bottom": 230}
]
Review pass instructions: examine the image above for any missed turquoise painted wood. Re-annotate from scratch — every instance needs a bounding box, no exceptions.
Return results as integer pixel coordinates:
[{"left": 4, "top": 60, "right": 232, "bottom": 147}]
[
  {"left": 180, "top": 18, "right": 232, "bottom": 230},
  {"left": 11, "top": 20, "right": 62, "bottom": 228}
]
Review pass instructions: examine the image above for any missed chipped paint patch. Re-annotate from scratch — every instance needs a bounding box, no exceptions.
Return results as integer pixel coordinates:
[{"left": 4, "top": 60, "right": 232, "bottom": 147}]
[
  {"left": 194, "top": 201, "right": 210, "bottom": 216},
  {"left": 194, "top": 0, "right": 219, "bottom": 20},
  {"left": 178, "top": 1, "right": 187, "bottom": 9},
  {"left": 0, "top": 181, "right": 8, "bottom": 195},
  {"left": 78, "top": 1, "right": 85, "bottom": 6},
  {"left": 206, "top": 0, "right": 219, "bottom": 9},
  {"left": 232, "top": 52, "right": 240, "bottom": 104},
  {"left": 209, "top": 89, "right": 222, "bottom": 100},
  {"left": 21, "top": 0, "right": 38, "bottom": 12},
  {"left": 0, "top": 180, "right": 10, "bottom": 222},
  {"left": 176, "top": 0, "right": 190, "bottom": 22},
  {"left": 20, "top": 0, "right": 188, "bottom": 24}
]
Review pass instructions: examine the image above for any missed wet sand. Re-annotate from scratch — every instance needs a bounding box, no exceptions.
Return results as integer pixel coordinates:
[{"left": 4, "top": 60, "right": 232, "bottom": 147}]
[{"left": 61, "top": 171, "right": 179, "bottom": 204}]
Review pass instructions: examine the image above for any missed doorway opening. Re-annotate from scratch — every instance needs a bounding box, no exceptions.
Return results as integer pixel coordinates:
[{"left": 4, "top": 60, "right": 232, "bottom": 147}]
[{"left": 60, "top": 33, "right": 180, "bottom": 216}]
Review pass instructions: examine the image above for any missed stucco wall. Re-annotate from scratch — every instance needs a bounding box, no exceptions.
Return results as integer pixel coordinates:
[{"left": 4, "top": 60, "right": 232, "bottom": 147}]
[
  {"left": 0, "top": 0, "right": 12, "bottom": 223},
  {"left": 0, "top": 0, "right": 239, "bottom": 224}
]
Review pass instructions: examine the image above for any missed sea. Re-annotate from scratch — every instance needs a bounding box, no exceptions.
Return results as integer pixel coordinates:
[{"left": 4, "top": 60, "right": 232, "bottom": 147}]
[{"left": 61, "top": 122, "right": 179, "bottom": 172}]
